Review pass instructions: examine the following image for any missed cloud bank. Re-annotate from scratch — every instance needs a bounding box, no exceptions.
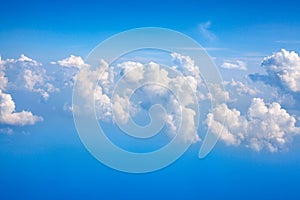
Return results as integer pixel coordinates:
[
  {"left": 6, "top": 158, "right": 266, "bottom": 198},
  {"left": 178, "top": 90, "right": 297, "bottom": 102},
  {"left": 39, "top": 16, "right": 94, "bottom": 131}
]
[
  {"left": 76, "top": 53, "right": 206, "bottom": 143},
  {"left": 2, "top": 49, "right": 300, "bottom": 153},
  {"left": 206, "top": 98, "right": 300, "bottom": 152}
]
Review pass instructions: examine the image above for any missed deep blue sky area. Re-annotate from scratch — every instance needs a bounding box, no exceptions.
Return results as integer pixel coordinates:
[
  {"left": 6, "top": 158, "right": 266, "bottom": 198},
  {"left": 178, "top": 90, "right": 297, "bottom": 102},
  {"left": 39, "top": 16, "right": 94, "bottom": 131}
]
[
  {"left": 1, "top": 0, "right": 299, "bottom": 31},
  {"left": 1, "top": 0, "right": 300, "bottom": 199},
  {"left": 1, "top": 0, "right": 300, "bottom": 59}
]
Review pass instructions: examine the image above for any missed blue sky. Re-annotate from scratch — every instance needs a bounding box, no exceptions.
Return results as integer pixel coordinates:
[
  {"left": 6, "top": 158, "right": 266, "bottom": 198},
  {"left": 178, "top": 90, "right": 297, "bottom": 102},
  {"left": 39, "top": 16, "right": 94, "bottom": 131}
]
[{"left": 1, "top": 0, "right": 300, "bottom": 199}]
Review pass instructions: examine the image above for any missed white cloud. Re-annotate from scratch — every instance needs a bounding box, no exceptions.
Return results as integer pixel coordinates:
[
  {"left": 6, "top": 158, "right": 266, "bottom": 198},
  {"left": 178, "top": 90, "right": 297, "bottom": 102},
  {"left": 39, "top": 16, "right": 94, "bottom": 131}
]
[
  {"left": 56, "top": 55, "right": 89, "bottom": 69},
  {"left": 170, "top": 52, "right": 233, "bottom": 105},
  {"left": 207, "top": 83, "right": 231, "bottom": 103},
  {"left": 76, "top": 53, "right": 204, "bottom": 143},
  {"left": 261, "top": 49, "right": 300, "bottom": 92},
  {"left": 206, "top": 98, "right": 300, "bottom": 152},
  {"left": 206, "top": 104, "right": 247, "bottom": 146},
  {"left": 0, "top": 57, "right": 8, "bottom": 91},
  {"left": 22, "top": 67, "right": 58, "bottom": 101},
  {"left": 117, "top": 61, "right": 144, "bottom": 83},
  {"left": 75, "top": 59, "right": 114, "bottom": 119},
  {"left": 221, "top": 60, "right": 247, "bottom": 70},
  {"left": 112, "top": 94, "right": 131, "bottom": 124},
  {"left": 0, "top": 89, "right": 43, "bottom": 126},
  {"left": 171, "top": 52, "right": 202, "bottom": 85},
  {"left": 226, "top": 79, "right": 258, "bottom": 96},
  {"left": 0, "top": 71, "right": 7, "bottom": 91},
  {"left": 17, "top": 54, "right": 41, "bottom": 67},
  {"left": 52, "top": 55, "right": 90, "bottom": 88},
  {"left": 23, "top": 69, "right": 45, "bottom": 91},
  {"left": 1, "top": 54, "right": 59, "bottom": 101}
]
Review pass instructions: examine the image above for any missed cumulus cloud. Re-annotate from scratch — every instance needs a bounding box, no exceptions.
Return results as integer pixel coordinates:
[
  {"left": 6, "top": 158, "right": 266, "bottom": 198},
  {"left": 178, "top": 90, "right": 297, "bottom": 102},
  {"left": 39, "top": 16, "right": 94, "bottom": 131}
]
[
  {"left": 1, "top": 54, "right": 59, "bottom": 101},
  {"left": 206, "top": 98, "right": 300, "bottom": 152},
  {"left": 0, "top": 89, "right": 43, "bottom": 126},
  {"left": 23, "top": 69, "right": 44, "bottom": 91},
  {"left": 206, "top": 103, "right": 246, "bottom": 146},
  {"left": 74, "top": 59, "right": 114, "bottom": 121},
  {"left": 221, "top": 60, "right": 247, "bottom": 70},
  {"left": 17, "top": 54, "right": 41, "bottom": 67},
  {"left": 55, "top": 55, "right": 89, "bottom": 69},
  {"left": 225, "top": 79, "right": 258, "bottom": 96},
  {"left": 22, "top": 68, "right": 58, "bottom": 101},
  {"left": 262, "top": 49, "right": 300, "bottom": 92},
  {"left": 207, "top": 83, "right": 231, "bottom": 102},
  {"left": 76, "top": 53, "right": 204, "bottom": 143},
  {"left": 52, "top": 55, "right": 91, "bottom": 87},
  {"left": 251, "top": 49, "right": 300, "bottom": 93}
]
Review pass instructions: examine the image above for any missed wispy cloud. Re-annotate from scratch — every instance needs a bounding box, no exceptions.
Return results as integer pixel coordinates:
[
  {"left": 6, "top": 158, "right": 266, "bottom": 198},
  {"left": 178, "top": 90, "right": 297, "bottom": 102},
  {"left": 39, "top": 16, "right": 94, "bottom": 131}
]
[
  {"left": 275, "top": 40, "right": 300, "bottom": 44},
  {"left": 199, "top": 21, "right": 217, "bottom": 41}
]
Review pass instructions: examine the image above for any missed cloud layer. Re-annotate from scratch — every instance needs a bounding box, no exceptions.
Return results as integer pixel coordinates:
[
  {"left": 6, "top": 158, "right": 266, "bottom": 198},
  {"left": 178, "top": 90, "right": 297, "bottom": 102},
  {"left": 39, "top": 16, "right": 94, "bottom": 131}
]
[{"left": 1, "top": 49, "right": 300, "bottom": 153}]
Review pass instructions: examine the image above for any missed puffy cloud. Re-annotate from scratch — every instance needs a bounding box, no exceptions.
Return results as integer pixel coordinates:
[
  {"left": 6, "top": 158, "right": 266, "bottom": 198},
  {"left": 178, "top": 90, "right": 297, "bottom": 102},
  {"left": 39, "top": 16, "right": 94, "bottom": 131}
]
[
  {"left": 251, "top": 49, "right": 300, "bottom": 93},
  {"left": 206, "top": 104, "right": 246, "bottom": 146},
  {"left": 22, "top": 68, "right": 58, "bottom": 101},
  {"left": 17, "top": 54, "right": 41, "bottom": 67},
  {"left": 171, "top": 52, "right": 202, "bottom": 86},
  {"left": 0, "top": 89, "right": 43, "bottom": 126},
  {"left": 112, "top": 94, "right": 131, "bottom": 124},
  {"left": 75, "top": 59, "right": 114, "bottom": 119},
  {"left": 52, "top": 55, "right": 90, "bottom": 88},
  {"left": 117, "top": 61, "right": 144, "bottom": 83},
  {"left": 55, "top": 55, "right": 89, "bottom": 69},
  {"left": 76, "top": 53, "right": 203, "bottom": 143},
  {"left": 221, "top": 60, "right": 247, "bottom": 70},
  {"left": 207, "top": 83, "right": 231, "bottom": 102},
  {"left": 23, "top": 69, "right": 44, "bottom": 91},
  {"left": 170, "top": 53, "right": 232, "bottom": 104},
  {"left": 1, "top": 54, "right": 59, "bottom": 101},
  {"left": 225, "top": 79, "right": 258, "bottom": 96},
  {"left": 262, "top": 49, "right": 300, "bottom": 92},
  {"left": 247, "top": 98, "right": 300, "bottom": 152},
  {"left": 206, "top": 98, "right": 300, "bottom": 152}
]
